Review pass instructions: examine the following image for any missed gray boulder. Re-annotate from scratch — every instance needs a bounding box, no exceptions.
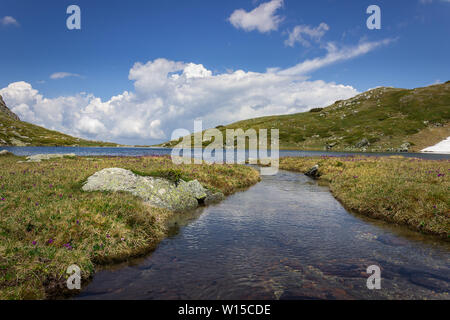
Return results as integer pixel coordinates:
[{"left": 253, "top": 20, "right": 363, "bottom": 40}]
[
  {"left": 0, "top": 150, "right": 12, "bottom": 156},
  {"left": 397, "top": 143, "right": 410, "bottom": 153},
  {"left": 355, "top": 138, "right": 370, "bottom": 148},
  {"left": 204, "top": 191, "right": 225, "bottom": 205},
  {"left": 25, "top": 153, "right": 77, "bottom": 162},
  {"left": 305, "top": 165, "right": 320, "bottom": 179},
  {"left": 82, "top": 168, "right": 215, "bottom": 212},
  {"left": 325, "top": 142, "right": 337, "bottom": 150},
  {"left": 178, "top": 180, "right": 208, "bottom": 200}
]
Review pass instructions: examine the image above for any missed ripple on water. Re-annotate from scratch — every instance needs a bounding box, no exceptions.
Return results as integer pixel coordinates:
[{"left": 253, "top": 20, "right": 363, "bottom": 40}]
[{"left": 76, "top": 169, "right": 450, "bottom": 300}]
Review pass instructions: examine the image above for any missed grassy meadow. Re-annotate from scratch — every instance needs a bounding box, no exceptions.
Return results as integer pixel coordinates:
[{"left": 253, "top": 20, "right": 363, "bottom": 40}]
[
  {"left": 280, "top": 156, "right": 449, "bottom": 238},
  {"left": 0, "top": 112, "right": 118, "bottom": 147},
  {"left": 161, "top": 82, "right": 450, "bottom": 152},
  {"left": 0, "top": 154, "right": 260, "bottom": 299}
]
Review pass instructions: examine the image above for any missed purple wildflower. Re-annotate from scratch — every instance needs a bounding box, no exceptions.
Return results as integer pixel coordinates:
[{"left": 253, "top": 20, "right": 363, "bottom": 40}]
[
  {"left": 32, "top": 241, "right": 37, "bottom": 246},
  {"left": 47, "top": 238, "right": 54, "bottom": 244}
]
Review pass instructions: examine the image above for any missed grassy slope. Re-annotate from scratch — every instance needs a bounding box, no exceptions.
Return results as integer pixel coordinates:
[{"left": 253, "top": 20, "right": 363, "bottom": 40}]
[
  {"left": 0, "top": 113, "right": 118, "bottom": 147},
  {"left": 279, "top": 156, "right": 449, "bottom": 238},
  {"left": 161, "top": 82, "right": 450, "bottom": 152},
  {"left": 0, "top": 154, "right": 260, "bottom": 299}
]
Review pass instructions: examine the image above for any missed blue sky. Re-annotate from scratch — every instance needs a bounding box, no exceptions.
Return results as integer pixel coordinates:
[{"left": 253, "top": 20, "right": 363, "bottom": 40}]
[{"left": 0, "top": 0, "right": 449, "bottom": 144}]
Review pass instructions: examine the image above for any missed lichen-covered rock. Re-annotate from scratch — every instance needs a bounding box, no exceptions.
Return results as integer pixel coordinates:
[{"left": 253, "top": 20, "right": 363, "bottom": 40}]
[
  {"left": 178, "top": 180, "right": 207, "bottom": 200},
  {"left": 25, "top": 153, "right": 77, "bottom": 162},
  {"left": 82, "top": 168, "right": 210, "bottom": 212},
  {"left": 355, "top": 138, "right": 370, "bottom": 148},
  {"left": 0, "top": 150, "right": 12, "bottom": 156},
  {"left": 397, "top": 143, "right": 410, "bottom": 153},
  {"left": 204, "top": 191, "right": 225, "bottom": 205}
]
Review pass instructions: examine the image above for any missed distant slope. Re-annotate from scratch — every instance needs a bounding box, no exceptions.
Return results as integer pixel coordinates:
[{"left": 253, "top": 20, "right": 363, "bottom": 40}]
[
  {"left": 0, "top": 95, "right": 117, "bottom": 147},
  {"left": 160, "top": 82, "right": 450, "bottom": 152}
]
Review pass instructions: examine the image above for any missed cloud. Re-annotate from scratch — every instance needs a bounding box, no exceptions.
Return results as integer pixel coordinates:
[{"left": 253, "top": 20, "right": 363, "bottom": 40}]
[
  {"left": 419, "top": 0, "right": 450, "bottom": 3},
  {"left": 0, "top": 39, "right": 392, "bottom": 145},
  {"left": 0, "top": 16, "right": 19, "bottom": 27},
  {"left": 50, "top": 72, "right": 81, "bottom": 80},
  {"left": 228, "top": 0, "right": 284, "bottom": 33},
  {"left": 279, "top": 39, "right": 394, "bottom": 76},
  {"left": 285, "top": 23, "right": 330, "bottom": 47}
]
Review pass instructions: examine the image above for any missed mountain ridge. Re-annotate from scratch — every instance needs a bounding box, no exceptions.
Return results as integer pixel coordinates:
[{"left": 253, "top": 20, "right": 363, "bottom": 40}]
[
  {"left": 0, "top": 95, "right": 117, "bottom": 147},
  {"left": 160, "top": 82, "right": 450, "bottom": 152}
]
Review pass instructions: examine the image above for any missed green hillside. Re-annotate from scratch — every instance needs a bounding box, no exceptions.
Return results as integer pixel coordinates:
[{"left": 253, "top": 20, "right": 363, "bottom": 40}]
[
  {"left": 0, "top": 95, "right": 117, "bottom": 147},
  {"left": 161, "top": 82, "right": 450, "bottom": 152}
]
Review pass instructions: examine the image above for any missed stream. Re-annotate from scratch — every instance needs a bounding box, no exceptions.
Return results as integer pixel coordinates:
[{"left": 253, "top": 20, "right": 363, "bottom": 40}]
[{"left": 76, "top": 169, "right": 449, "bottom": 300}]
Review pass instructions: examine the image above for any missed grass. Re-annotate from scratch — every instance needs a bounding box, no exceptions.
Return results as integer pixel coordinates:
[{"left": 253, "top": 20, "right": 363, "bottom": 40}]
[
  {"left": 0, "top": 154, "right": 260, "bottom": 299},
  {"left": 160, "top": 82, "right": 450, "bottom": 152},
  {"left": 0, "top": 113, "right": 118, "bottom": 147},
  {"left": 279, "top": 156, "right": 449, "bottom": 238}
]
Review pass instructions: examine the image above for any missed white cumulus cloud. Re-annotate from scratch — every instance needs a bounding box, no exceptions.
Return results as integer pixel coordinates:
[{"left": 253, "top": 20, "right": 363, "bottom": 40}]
[
  {"left": 228, "top": 0, "right": 284, "bottom": 33},
  {"left": 0, "top": 39, "right": 391, "bottom": 145}
]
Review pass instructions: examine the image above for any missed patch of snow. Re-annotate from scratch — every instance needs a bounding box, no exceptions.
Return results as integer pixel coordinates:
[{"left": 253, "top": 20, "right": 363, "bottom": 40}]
[{"left": 421, "top": 136, "right": 450, "bottom": 154}]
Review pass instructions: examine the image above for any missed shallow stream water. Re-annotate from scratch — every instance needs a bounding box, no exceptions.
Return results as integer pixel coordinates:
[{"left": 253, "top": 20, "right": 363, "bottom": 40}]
[
  {"left": 4, "top": 147, "right": 448, "bottom": 299},
  {"left": 75, "top": 170, "right": 449, "bottom": 300}
]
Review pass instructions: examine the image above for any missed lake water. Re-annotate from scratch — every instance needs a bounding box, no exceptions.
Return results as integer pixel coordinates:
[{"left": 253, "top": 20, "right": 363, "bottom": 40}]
[
  {"left": 3, "top": 147, "right": 449, "bottom": 299},
  {"left": 2, "top": 146, "right": 449, "bottom": 160}
]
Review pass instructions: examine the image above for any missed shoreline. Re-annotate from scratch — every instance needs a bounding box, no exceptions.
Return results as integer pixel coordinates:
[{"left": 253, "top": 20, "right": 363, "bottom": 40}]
[
  {"left": 279, "top": 156, "right": 449, "bottom": 239},
  {"left": 3, "top": 145, "right": 450, "bottom": 157},
  {"left": 0, "top": 154, "right": 260, "bottom": 299}
]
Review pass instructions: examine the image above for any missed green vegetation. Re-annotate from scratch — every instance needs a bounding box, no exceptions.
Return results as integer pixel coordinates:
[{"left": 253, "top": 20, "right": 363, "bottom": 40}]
[
  {"left": 279, "top": 156, "right": 449, "bottom": 238},
  {"left": 0, "top": 99, "right": 117, "bottom": 147},
  {"left": 0, "top": 154, "right": 260, "bottom": 299},
  {"left": 160, "top": 82, "right": 450, "bottom": 152}
]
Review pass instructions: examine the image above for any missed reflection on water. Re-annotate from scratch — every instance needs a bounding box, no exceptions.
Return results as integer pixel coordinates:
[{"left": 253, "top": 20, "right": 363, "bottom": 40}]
[{"left": 76, "top": 170, "right": 449, "bottom": 300}]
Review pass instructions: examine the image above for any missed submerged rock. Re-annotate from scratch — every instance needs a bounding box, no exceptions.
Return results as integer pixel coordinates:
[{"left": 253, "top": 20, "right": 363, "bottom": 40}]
[
  {"left": 82, "top": 168, "right": 218, "bottom": 212},
  {"left": 305, "top": 165, "right": 320, "bottom": 179}
]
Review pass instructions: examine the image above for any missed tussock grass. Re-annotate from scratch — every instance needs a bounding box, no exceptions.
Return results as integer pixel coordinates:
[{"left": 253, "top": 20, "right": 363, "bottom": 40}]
[
  {"left": 0, "top": 154, "right": 259, "bottom": 299},
  {"left": 280, "top": 156, "right": 449, "bottom": 238}
]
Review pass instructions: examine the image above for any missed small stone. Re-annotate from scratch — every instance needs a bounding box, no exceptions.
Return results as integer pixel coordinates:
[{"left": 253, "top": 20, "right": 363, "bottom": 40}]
[{"left": 305, "top": 165, "right": 320, "bottom": 179}]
